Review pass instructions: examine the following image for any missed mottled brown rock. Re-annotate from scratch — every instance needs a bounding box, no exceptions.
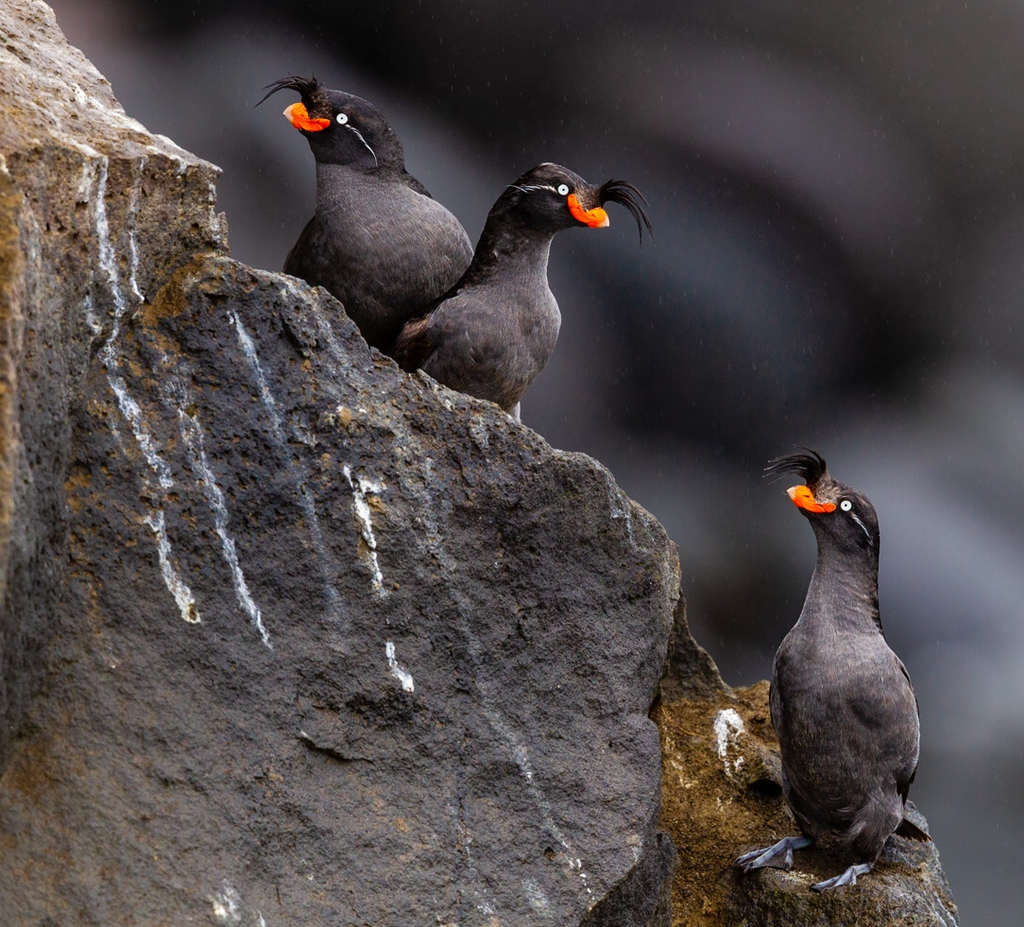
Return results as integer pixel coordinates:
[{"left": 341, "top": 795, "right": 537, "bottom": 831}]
[
  {"left": 657, "top": 679, "right": 959, "bottom": 926},
  {"left": 0, "top": 0, "right": 226, "bottom": 779}
]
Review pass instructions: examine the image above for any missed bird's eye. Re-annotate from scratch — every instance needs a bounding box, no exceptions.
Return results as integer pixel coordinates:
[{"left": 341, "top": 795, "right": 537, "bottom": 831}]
[
  {"left": 336, "top": 113, "right": 349, "bottom": 125},
  {"left": 840, "top": 500, "right": 853, "bottom": 512},
  {"left": 557, "top": 183, "right": 570, "bottom": 196}
]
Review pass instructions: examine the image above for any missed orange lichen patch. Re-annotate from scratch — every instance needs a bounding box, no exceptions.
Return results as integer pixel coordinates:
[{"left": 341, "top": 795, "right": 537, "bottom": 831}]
[
  {"left": 64, "top": 463, "right": 92, "bottom": 514},
  {"left": 141, "top": 255, "right": 211, "bottom": 324},
  {"left": 656, "top": 682, "right": 792, "bottom": 926},
  {"left": 567, "top": 193, "right": 609, "bottom": 228},
  {"left": 336, "top": 406, "right": 353, "bottom": 429},
  {"left": 0, "top": 733, "right": 60, "bottom": 807}
]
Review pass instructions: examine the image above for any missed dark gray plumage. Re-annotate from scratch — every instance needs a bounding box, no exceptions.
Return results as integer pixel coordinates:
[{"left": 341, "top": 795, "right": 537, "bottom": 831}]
[
  {"left": 391, "top": 162, "right": 650, "bottom": 418},
  {"left": 259, "top": 76, "right": 474, "bottom": 350},
  {"left": 736, "top": 450, "right": 928, "bottom": 892}
]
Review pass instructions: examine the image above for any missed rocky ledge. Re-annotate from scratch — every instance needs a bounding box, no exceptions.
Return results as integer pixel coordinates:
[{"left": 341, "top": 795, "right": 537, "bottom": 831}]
[
  {"left": 0, "top": 2, "right": 957, "bottom": 925},
  {"left": 657, "top": 662, "right": 959, "bottom": 925}
]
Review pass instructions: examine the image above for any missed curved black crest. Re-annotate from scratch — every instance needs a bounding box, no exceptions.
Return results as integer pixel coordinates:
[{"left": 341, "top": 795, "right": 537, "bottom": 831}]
[
  {"left": 764, "top": 448, "right": 829, "bottom": 487},
  {"left": 256, "top": 75, "right": 328, "bottom": 110},
  {"left": 598, "top": 180, "right": 653, "bottom": 244}
]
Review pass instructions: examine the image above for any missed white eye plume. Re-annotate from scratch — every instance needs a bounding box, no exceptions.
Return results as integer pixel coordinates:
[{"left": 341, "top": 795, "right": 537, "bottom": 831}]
[
  {"left": 334, "top": 112, "right": 378, "bottom": 167},
  {"left": 557, "top": 183, "right": 570, "bottom": 196},
  {"left": 508, "top": 183, "right": 561, "bottom": 195},
  {"left": 840, "top": 500, "right": 853, "bottom": 512}
]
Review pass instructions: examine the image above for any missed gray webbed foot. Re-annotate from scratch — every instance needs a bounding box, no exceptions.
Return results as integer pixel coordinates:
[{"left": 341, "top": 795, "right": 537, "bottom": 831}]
[
  {"left": 735, "top": 835, "right": 813, "bottom": 872},
  {"left": 809, "top": 861, "right": 873, "bottom": 892}
]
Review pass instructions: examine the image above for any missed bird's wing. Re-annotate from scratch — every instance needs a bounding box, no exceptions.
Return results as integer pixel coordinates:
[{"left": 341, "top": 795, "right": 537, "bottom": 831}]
[
  {"left": 390, "top": 313, "right": 437, "bottom": 372},
  {"left": 394, "top": 290, "right": 520, "bottom": 411},
  {"left": 895, "top": 816, "right": 931, "bottom": 841},
  {"left": 401, "top": 170, "right": 434, "bottom": 199},
  {"left": 894, "top": 654, "right": 922, "bottom": 800},
  {"left": 773, "top": 638, "right": 919, "bottom": 769},
  {"left": 426, "top": 297, "right": 520, "bottom": 400},
  {"left": 389, "top": 275, "right": 474, "bottom": 370}
]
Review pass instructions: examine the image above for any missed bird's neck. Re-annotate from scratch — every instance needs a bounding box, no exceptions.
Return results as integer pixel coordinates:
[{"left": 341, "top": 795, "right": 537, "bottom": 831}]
[
  {"left": 468, "top": 220, "right": 553, "bottom": 284},
  {"left": 314, "top": 161, "right": 386, "bottom": 198},
  {"left": 799, "top": 546, "right": 882, "bottom": 636}
]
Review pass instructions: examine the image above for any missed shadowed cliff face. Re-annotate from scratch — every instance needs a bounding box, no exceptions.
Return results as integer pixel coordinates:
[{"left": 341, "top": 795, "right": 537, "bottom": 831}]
[
  {"left": 22, "top": 253, "right": 679, "bottom": 925},
  {"left": 0, "top": 3, "right": 679, "bottom": 923},
  {"left": 0, "top": 0, "right": 227, "bottom": 778},
  {"left": 0, "top": 3, "right": 958, "bottom": 925}
]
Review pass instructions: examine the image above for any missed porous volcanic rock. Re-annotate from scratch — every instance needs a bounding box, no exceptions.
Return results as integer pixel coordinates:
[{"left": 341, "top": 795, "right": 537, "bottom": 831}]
[{"left": 0, "top": 3, "right": 677, "bottom": 924}]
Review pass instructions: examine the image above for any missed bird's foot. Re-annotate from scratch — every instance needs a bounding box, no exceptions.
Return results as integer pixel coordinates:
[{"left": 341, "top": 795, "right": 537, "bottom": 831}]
[
  {"left": 736, "top": 835, "right": 813, "bottom": 872},
  {"left": 809, "top": 861, "right": 873, "bottom": 892}
]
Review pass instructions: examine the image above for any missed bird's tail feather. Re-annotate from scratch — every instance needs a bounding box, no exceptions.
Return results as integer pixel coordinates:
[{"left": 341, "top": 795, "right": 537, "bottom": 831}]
[{"left": 896, "top": 817, "right": 932, "bottom": 842}]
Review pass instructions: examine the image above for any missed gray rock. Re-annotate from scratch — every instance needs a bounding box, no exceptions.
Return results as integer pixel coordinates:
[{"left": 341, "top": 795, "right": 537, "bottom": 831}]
[
  {"left": 0, "top": 0, "right": 227, "bottom": 778},
  {"left": 0, "top": 3, "right": 676, "bottom": 923}
]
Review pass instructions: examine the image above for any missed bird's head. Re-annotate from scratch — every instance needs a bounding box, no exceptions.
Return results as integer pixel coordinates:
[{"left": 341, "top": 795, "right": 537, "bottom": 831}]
[
  {"left": 497, "top": 163, "right": 651, "bottom": 241},
  {"left": 766, "top": 449, "right": 879, "bottom": 555},
  {"left": 258, "top": 76, "right": 404, "bottom": 169}
]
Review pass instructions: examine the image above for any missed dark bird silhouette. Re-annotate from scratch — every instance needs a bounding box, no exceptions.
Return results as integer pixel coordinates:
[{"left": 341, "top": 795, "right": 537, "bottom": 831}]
[
  {"left": 391, "top": 162, "right": 650, "bottom": 419},
  {"left": 258, "top": 76, "right": 474, "bottom": 350},
  {"left": 736, "top": 449, "right": 929, "bottom": 891}
]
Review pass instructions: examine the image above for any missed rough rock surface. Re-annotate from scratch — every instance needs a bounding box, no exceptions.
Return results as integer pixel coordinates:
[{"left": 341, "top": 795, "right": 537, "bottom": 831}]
[
  {"left": 0, "top": 0, "right": 226, "bottom": 779},
  {"left": 0, "top": 3, "right": 677, "bottom": 924},
  {"left": 656, "top": 668, "right": 960, "bottom": 925}
]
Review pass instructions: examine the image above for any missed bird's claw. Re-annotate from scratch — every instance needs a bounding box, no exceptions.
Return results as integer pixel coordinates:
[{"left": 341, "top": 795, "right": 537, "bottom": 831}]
[
  {"left": 809, "top": 862, "right": 873, "bottom": 892},
  {"left": 735, "top": 835, "right": 812, "bottom": 872}
]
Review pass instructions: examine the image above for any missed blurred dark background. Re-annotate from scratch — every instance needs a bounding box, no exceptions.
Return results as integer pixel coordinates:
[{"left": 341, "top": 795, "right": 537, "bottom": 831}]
[{"left": 51, "top": 0, "right": 1024, "bottom": 920}]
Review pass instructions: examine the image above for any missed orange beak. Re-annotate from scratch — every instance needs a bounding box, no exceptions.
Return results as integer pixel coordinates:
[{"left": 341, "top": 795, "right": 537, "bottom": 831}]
[
  {"left": 787, "top": 485, "right": 836, "bottom": 514},
  {"left": 567, "top": 193, "right": 610, "bottom": 228},
  {"left": 284, "top": 101, "right": 331, "bottom": 133}
]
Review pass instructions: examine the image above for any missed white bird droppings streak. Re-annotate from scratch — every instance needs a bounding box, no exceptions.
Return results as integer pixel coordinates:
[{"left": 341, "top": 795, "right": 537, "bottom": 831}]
[
  {"left": 93, "top": 158, "right": 127, "bottom": 321},
  {"left": 106, "top": 373, "right": 174, "bottom": 489},
  {"left": 343, "top": 464, "right": 385, "bottom": 595},
  {"left": 415, "top": 475, "right": 591, "bottom": 892},
  {"left": 478, "top": 695, "right": 592, "bottom": 892},
  {"left": 89, "top": 157, "right": 172, "bottom": 491},
  {"left": 126, "top": 157, "right": 146, "bottom": 302},
  {"left": 385, "top": 641, "right": 414, "bottom": 692},
  {"left": 175, "top": 399, "right": 271, "bottom": 648},
  {"left": 85, "top": 155, "right": 200, "bottom": 627},
  {"left": 89, "top": 159, "right": 165, "bottom": 477},
  {"left": 210, "top": 880, "right": 241, "bottom": 924},
  {"left": 713, "top": 708, "right": 745, "bottom": 776},
  {"left": 228, "top": 311, "right": 341, "bottom": 617},
  {"left": 144, "top": 510, "right": 200, "bottom": 624}
]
